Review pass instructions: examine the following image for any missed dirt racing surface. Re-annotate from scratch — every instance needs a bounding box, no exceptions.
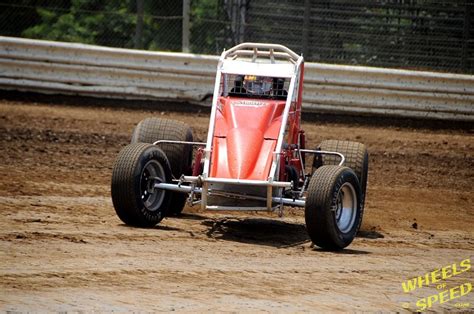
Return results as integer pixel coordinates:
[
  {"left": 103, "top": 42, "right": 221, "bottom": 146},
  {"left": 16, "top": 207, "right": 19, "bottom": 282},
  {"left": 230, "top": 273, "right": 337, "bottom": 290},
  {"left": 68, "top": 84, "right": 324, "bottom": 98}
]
[{"left": 0, "top": 98, "right": 473, "bottom": 312}]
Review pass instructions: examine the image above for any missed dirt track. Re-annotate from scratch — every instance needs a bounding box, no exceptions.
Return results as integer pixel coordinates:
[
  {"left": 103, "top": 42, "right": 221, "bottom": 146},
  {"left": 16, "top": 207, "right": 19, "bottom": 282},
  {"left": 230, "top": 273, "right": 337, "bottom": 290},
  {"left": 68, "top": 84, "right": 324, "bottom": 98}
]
[{"left": 0, "top": 98, "right": 473, "bottom": 312}]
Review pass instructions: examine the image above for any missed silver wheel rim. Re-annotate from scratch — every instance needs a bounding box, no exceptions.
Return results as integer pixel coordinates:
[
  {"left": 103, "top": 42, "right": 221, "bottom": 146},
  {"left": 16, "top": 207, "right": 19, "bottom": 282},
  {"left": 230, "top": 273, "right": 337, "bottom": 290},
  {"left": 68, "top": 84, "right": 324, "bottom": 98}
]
[
  {"left": 334, "top": 182, "right": 357, "bottom": 233},
  {"left": 140, "top": 160, "right": 166, "bottom": 212}
]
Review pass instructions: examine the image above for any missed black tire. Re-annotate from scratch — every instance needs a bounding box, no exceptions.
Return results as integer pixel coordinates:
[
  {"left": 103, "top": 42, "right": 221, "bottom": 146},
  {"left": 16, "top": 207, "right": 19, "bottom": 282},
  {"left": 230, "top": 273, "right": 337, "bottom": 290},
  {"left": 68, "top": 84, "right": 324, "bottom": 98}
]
[
  {"left": 111, "top": 143, "right": 172, "bottom": 227},
  {"left": 316, "top": 140, "right": 369, "bottom": 206},
  {"left": 131, "top": 118, "right": 193, "bottom": 215},
  {"left": 305, "top": 165, "right": 362, "bottom": 250}
]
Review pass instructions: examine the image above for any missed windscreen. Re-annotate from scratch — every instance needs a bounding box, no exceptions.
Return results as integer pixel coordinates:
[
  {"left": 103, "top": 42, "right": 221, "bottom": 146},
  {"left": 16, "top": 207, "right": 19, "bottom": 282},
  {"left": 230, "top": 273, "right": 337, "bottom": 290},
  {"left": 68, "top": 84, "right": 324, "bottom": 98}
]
[{"left": 220, "top": 73, "right": 290, "bottom": 100}]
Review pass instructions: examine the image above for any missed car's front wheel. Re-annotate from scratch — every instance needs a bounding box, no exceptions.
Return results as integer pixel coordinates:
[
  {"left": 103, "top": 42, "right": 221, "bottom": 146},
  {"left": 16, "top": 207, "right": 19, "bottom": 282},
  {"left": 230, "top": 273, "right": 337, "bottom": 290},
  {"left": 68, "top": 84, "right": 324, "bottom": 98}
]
[
  {"left": 111, "top": 143, "right": 172, "bottom": 227},
  {"left": 305, "top": 165, "right": 362, "bottom": 250}
]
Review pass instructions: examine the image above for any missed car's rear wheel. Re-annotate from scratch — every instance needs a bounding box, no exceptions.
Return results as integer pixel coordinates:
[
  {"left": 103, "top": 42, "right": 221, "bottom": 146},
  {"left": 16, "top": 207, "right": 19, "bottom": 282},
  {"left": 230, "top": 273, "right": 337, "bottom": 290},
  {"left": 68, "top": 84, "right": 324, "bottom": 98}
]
[
  {"left": 111, "top": 143, "right": 172, "bottom": 227},
  {"left": 131, "top": 118, "right": 193, "bottom": 216},
  {"left": 315, "top": 140, "right": 369, "bottom": 207},
  {"left": 305, "top": 165, "right": 362, "bottom": 250}
]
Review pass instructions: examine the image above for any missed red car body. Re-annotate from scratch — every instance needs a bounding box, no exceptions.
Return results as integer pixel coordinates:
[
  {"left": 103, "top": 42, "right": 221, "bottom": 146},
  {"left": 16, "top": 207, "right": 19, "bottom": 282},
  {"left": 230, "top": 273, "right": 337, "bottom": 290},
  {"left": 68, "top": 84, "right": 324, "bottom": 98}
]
[{"left": 209, "top": 64, "right": 305, "bottom": 184}]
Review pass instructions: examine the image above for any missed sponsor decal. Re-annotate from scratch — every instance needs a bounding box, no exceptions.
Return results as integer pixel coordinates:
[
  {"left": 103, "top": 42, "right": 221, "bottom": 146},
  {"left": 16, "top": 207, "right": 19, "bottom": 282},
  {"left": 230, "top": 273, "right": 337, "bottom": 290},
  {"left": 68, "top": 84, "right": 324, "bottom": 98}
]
[{"left": 232, "top": 100, "right": 266, "bottom": 107}]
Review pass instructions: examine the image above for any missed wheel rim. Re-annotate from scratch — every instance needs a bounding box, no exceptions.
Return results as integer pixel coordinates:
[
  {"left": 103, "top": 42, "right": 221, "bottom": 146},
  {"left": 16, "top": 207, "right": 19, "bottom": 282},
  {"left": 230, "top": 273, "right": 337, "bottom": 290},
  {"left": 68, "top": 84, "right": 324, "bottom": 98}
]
[
  {"left": 334, "top": 182, "right": 357, "bottom": 233},
  {"left": 140, "top": 160, "right": 166, "bottom": 212}
]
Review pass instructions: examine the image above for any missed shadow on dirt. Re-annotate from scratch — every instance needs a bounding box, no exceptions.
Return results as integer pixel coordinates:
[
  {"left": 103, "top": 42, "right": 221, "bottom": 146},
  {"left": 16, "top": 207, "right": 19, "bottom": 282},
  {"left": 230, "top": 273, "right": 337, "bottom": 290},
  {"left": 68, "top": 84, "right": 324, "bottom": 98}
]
[
  {"left": 202, "top": 217, "right": 311, "bottom": 248},
  {"left": 118, "top": 224, "right": 185, "bottom": 232},
  {"left": 2, "top": 90, "right": 472, "bottom": 131},
  {"left": 201, "top": 217, "right": 382, "bottom": 250},
  {"left": 311, "top": 247, "right": 372, "bottom": 255},
  {"left": 177, "top": 213, "right": 208, "bottom": 221}
]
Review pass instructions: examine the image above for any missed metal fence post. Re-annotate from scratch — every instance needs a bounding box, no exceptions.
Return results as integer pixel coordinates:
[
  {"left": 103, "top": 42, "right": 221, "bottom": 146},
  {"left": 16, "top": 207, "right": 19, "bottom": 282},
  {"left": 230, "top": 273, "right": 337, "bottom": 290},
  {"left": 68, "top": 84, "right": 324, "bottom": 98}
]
[
  {"left": 461, "top": 3, "right": 471, "bottom": 72},
  {"left": 239, "top": 0, "right": 246, "bottom": 43},
  {"left": 134, "top": 0, "right": 144, "bottom": 49},
  {"left": 302, "top": 0, "right": 311, "bottom": 57},
  {"left": 182, "top": 0, "right": 190, "bottom": 53}
]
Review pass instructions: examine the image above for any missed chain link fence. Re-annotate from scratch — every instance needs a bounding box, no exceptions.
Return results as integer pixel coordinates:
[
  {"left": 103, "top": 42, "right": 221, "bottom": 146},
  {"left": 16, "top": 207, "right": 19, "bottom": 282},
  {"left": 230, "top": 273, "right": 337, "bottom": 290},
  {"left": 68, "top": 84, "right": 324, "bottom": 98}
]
[
  {"left": 0, "top": 0, "right": 472, "bottom": 73},
  {"left": 247, "top": 0, "right": 473, "bottom": 73}
]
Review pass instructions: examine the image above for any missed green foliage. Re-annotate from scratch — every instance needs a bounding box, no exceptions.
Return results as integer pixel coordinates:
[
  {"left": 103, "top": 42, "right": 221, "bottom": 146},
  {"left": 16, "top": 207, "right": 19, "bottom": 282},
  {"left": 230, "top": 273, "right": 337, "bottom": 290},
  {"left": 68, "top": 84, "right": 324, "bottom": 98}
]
[
  {"left": 22, "top": 0, "right": 135, "bottom": 47},
  {"left": 20, "top": 0, "right": 181, "bottom": 50},
  {"left": 23, "top": 8, "right": 95, "bottom": 43},
  {"left": 6, "top": 0, "right": 225, "bottom": 54},
  {"left": 190, "top": 0, "right": 227, "bottom": 54}
]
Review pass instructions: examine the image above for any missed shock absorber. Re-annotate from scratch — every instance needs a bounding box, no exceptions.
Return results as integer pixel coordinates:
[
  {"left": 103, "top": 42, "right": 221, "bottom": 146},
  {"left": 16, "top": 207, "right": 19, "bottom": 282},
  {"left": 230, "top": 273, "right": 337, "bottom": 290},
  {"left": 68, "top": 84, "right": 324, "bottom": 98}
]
[{"left": 192, "top": 148, "right": 204, "bottom": 176}]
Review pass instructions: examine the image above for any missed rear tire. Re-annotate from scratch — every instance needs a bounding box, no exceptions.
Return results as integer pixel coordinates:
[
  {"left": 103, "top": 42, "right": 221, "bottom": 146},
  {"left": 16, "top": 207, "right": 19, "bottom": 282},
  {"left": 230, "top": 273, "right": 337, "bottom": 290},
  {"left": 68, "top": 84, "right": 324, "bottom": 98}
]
[
  {"left": 131, "top": 118, "right": 193, "bottom": 216},
  {"left": 111, "top": 143, "right": 172, "bottom": 227},
  {"left": 316, "top": 140, "right": 368, "bottom": 207},
  {"left": 305, "top": 165, "right": 362, "bottom": 250}
]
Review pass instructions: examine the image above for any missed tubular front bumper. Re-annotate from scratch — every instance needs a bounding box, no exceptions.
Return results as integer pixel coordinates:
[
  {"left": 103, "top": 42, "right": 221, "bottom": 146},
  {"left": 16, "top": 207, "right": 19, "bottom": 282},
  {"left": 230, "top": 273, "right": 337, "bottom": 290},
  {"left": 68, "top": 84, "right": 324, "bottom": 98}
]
[{"left": 154, "top": 175, "right": 305, "bottom": 211}]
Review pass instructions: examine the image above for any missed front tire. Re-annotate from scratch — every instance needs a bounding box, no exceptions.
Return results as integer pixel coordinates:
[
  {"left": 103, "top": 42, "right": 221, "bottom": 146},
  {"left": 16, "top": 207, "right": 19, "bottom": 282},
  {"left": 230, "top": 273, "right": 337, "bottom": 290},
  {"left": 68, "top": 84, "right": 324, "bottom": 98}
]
[
  {"left": 305, "top": 165, "right": 362, "bottom": 250},
  {"left": 111, "top": 143, "right": 172, "bottom": 227}
]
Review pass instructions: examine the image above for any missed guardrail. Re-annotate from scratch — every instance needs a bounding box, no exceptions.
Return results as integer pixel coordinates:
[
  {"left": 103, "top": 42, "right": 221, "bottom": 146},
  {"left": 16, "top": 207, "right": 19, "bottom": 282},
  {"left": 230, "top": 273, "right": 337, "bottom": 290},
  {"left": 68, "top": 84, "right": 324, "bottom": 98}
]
[{"left": 0, "top": 36, "right": 473, "bottom": 121}]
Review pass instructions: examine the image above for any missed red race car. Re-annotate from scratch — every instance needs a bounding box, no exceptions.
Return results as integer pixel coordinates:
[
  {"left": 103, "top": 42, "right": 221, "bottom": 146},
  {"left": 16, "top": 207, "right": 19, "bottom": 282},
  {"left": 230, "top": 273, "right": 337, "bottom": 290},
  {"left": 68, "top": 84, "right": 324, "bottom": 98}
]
[{"left": 111, "top": 43, "right": 369, "bottom": 250}]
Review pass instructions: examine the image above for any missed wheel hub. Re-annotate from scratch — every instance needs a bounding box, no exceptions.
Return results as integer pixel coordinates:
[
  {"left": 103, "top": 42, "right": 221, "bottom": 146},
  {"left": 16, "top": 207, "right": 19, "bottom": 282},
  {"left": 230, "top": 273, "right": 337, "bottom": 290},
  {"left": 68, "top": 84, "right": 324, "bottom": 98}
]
[
  {"left": 140, "top": 160, "right": 166, "bottom": 212},
  {"left": 335, "top": 182, "right": 357, "bottom": 233}
]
